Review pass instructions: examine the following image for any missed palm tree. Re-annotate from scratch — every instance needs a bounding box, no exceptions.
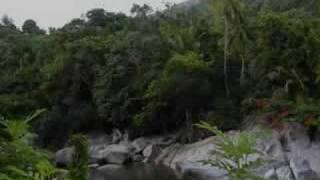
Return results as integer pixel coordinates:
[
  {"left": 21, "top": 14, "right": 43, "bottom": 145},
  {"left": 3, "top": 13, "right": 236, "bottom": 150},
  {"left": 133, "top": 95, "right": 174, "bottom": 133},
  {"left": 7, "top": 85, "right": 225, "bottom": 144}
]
[{"left": 210, "top": 0, "right": 249, "bottom": 95}]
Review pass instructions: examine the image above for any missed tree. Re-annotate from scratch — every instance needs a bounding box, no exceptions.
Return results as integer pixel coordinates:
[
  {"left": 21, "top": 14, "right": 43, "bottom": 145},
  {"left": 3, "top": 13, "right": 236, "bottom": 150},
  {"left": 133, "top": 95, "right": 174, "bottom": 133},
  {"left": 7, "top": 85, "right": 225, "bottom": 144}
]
[
  {"left": 1, "top": 15, "right": 17, "bottom": 30},
  {"left": 130, "top": 4, "right": 153, "bottom": 18},
  {"left": 22, "top": 19, "right": 45, "bottom": 35},
  {"left": 141, "top": 52, "right": 213, "bottom": 141},
  {"left": 86, "top": 8, "right": 107, "bottom": 26},
  {"left": 210, "top": 0, "right": 248, "bottom": 95}
]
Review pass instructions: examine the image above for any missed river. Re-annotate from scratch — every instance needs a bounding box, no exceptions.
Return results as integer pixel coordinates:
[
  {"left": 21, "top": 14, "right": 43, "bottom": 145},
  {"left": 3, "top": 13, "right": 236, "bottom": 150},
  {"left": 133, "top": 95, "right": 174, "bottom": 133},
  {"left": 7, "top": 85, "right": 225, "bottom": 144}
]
[{"left": 89, "top": 163, "right": 196, "bottom": 180}]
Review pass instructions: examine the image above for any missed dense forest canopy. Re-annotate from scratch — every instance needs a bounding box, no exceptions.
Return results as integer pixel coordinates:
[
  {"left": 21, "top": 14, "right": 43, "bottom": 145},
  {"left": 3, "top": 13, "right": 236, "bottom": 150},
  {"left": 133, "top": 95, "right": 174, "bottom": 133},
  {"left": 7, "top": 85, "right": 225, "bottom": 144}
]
[{"left": 0, "top": 0, "right": 319, "bottom": 149}]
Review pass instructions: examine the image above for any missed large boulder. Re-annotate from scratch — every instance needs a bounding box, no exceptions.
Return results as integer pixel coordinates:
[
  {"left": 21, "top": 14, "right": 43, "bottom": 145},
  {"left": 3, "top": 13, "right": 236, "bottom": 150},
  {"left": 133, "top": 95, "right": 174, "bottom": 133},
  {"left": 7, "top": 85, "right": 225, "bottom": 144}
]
[
  {"left": 289, "top": 159, "right": 319, "bottom": 180},
  {"left": 154, "top": 136, "right": 228, "bottom": 179},
  {"left": 284, "top": 124, "right": 320, "bottom": 180},
  {"left": 143, "top": 144, "right": 161, "bottom": 162},
  {"left": 87, "top": 132, "right": 112, "bottom": 164},
  {"left": 153, "top": 122, "right": 320, "bottom": 180},
  {"left": 131, "top": 137, "right": 149, "bottom": 153},
  {"left": 276, "top": 166, "right": 294, "bottom": 180},
  {"left": 100, "top": 144, "right": 131, "bottom": 164},
  {"left": 55, "top": 147, "right": 74, "bottom": 167},
  {"left": 252, "top": 123, "right": 320, "bottom": 180}
]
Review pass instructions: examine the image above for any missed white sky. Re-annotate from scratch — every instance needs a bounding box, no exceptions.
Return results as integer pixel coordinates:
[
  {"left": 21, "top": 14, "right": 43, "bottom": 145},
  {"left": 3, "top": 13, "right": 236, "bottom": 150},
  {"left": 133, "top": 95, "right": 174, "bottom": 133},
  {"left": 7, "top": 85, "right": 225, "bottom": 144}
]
[{"left": 0, "top": 0, "right": 185, "bottom": 29}]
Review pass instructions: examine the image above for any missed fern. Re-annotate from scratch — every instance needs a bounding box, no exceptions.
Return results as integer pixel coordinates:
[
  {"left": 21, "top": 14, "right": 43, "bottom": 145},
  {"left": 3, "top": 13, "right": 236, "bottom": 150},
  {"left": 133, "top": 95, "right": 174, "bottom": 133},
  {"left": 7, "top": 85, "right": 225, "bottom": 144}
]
[
  {"left": 0, "top": 110, "right": 61, "bottom": 180},
  {"left": 196, "top": 121, "right": 264, "bottom": 180}
]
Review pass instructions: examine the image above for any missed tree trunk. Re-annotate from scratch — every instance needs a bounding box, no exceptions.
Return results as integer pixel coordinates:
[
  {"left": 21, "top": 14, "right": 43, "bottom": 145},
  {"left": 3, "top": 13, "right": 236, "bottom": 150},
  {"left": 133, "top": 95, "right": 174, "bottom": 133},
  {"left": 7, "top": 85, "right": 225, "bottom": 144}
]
[
  {"left": 240, "top": 39, "right": 247, "bottom": 86},
  {"left": 240, "top": 53, "right": 245, "bottom": 86},
  {"left": 224, "top": 19, "right": 231, "bottom": 97}
]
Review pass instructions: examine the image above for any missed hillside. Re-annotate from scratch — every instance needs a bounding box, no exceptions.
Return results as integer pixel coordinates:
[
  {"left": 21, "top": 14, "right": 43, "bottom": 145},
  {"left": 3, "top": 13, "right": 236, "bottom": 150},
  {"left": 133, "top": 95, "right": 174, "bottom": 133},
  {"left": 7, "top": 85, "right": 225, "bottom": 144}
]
[{"left": 0, "top": 0, "right": 320, "bottom": 179}]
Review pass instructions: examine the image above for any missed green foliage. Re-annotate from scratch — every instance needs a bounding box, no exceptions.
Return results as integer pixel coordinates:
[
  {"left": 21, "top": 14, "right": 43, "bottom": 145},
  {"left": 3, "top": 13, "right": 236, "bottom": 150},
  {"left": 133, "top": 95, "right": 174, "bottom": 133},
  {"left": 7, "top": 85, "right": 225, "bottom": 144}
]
[
  {"left": 0, "top": 110, "right": 59, "bottom": 180},
  {"left": 242, "top": 9, "right": 320, "bottom": 129},
  {"left": 145, "top": 52, "right": 213, "bottom": 110},
  {"left": 67, "top": 134, "right": 89, "bottom": 180},
  {"left": 22, "top": 19, "right": 45, "bottom": 35},
  {"left": 0, "top": 1, "right": 319, "bottom": 145},
  {"left": 136, "top": 51, "right": 213, "bottom": 135},
  {"left": 196, "top": 121, "right": 264, "bottom": 180}
]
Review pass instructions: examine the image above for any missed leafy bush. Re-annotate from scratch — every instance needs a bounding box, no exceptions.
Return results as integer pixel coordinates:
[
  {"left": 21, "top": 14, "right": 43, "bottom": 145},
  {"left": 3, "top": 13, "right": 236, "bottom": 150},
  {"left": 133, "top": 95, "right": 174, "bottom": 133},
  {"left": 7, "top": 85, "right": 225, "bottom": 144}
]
[
  {"left": 0, "top": 110, "right": 59, "bottom": 180},
  {"left": 196, "top": 121, "right": 264, "bottom": 180},
  {"left": 68, "top": 134, "right": 89, "bottom": 180}
]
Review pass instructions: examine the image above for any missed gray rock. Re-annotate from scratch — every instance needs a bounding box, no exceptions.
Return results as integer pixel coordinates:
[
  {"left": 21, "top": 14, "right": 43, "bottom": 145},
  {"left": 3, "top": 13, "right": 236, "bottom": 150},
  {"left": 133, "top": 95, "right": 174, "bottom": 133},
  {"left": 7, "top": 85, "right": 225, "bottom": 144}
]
[
  {"left": 132, "top": 154, "right": 144, "bottom": 162},
  {"left": 154, "top": 143, "right": 183, "bottom": 165},
  {"left": 276, "top": 166, "right": 294, "bottom": 180},
  {"left": 86, "top": 132, "right": 113, "bottom": 164},
  {"left": 264, "top": 168, "right": 277, "bottom": 179},
  {"left": 55, "top": 147, "right": 73, "bottom": 167},
  {"left": 290, "top": 159, "right": 319, "bottom": 180},
  {"left": 88, "top": 164, "right": 100, "bottom": 168},
  {"left": 101, "top": 144, "right": 131, "bottom": 164},
  {"left": 143, "top": 144, "right": 161, "bottom": 162},
  {"left": 281, "top": 124, "right": 320, "bottom": 179},
  {"left": 177, "top": 162, "right": 227, "bottom": 180},
  {"left": 119, "top": 131, "right": 130, "bottom": 144},
  {"left": 97, "top": 164, "right": 123, "bottom": 172},
  {"left": 154, "top": 136, "right": 228, "bottom": 180},
  {"left": 131, "top": 137, "right": 149, "bottom": 153},
  {"left": 112, "top": 129, "right": 122, "bottom": 144}
]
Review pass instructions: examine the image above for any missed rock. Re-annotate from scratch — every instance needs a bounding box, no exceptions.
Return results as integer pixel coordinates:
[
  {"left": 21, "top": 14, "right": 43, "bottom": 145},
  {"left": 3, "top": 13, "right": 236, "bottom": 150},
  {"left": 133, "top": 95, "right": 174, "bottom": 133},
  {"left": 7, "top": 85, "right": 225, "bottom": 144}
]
[
  {"left": 132, "top": 154, "right": 144, "bottom": 162},
  {"left": 55, "top": 147, "right": 73, "bottom": 167},
  {"left": 153, "top": 134, "right": 178, "bottom": 147},
  {"left": 154, "top": 143, "right": 183, "bottom": 165},
  {"left": 88, "top": 164, "right": 100, "bottom": 168},
  {"left": 256, "top": 130, "right": 286, "bottom": 162},
  {"left": 86, "top": 132, "right": 112, "bottom": 164},
  {"left": 254, "top": 160, "right": 285, "bottom": 178},
  {"left": 88, "top": 147, "right": 106, "bottom": 164},
  {"left": 264, "top": 168, "right": 277, "bottom": 179},
  {"left": 57, "top": 121, "right": 320, "bottom": 180},
  {"left": 112, "top": 129, "right": 122, "bottom": 144},
  {"left": 101, "top": 144, "right": 131, "bottom": 164},
  {"left": 290, "top": 159, "right": 319, "bottom": 180},
  {"left": 275, "top": 166, "right": 294, "bottom": 180},
  {"left": 97, "top": 164, "right": 123, "bottom": 172},
  {"left": 143, "top": 144, "right": 161, "bottom": 162},
  {"left": 249, "top": 122, "right": 320, "bottom": 180},
  {"left": 154, "top": 136, "right": 230, "bottom": 180},
  {"left": 155, "top": 136, "right": 219, "bottom": 167},
  {"left": 282, "top": 123, "right": 320, "bottom": 179},
  {"left": 119, "top": 130, "right": 130, "bottom": 144},
  {"left": 131, "top": 137, "right": 149, "bottom": 153},
  {"left": 177, "top": 162, "right": 227, "bottom": 180}
]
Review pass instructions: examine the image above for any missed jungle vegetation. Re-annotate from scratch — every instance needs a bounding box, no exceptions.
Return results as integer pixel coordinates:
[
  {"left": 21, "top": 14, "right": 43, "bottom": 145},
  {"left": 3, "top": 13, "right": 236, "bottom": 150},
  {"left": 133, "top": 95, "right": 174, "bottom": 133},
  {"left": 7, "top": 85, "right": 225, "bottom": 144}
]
[{"left": 0, "top": 0, "right": 319, "bottom": 151}]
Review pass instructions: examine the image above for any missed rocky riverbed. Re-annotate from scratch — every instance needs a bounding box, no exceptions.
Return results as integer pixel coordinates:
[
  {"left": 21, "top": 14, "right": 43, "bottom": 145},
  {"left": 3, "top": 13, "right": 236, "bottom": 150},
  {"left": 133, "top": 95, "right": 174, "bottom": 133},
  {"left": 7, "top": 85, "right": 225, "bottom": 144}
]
[{"left": 55, "top": 122, "right": 320, "bottom": 180}]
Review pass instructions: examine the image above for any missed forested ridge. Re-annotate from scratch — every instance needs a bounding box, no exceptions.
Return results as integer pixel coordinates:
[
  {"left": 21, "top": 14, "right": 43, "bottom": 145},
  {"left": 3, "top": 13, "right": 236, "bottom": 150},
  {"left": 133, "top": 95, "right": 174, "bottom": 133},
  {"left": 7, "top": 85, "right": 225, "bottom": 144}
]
[{"left": 0, "top": 0, "right": 320, "bottom": 149}]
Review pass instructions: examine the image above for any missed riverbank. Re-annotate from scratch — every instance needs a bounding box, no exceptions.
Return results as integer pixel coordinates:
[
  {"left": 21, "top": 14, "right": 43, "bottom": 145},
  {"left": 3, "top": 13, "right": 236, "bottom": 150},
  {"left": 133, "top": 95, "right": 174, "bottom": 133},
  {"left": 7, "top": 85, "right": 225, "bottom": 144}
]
[{"left": 56, "top": 120, "right": 320, "bottom": 180}]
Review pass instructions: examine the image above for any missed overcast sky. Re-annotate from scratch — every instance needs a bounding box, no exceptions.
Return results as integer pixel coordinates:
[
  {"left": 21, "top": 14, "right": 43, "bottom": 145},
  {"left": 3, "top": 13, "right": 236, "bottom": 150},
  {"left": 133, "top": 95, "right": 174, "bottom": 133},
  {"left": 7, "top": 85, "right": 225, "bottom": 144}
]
[{"left": 0, "top": 0, "right": 185, "bottom": 29}]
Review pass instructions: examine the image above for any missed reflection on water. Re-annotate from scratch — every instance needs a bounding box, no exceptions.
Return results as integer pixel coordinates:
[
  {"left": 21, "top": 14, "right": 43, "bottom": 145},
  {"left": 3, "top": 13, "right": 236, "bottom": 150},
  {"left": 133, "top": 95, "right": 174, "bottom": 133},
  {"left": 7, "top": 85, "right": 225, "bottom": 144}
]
[{"left": 90, "top": 163, "right": 194, "bottom": 180}]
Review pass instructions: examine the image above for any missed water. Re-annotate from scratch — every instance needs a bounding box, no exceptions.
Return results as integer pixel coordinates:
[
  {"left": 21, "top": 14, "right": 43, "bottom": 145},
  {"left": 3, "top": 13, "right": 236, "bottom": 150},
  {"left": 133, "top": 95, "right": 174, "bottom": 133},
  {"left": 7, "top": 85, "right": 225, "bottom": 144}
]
[{"left": 90, "top": 163, "right": 195, "bottom": 180}]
